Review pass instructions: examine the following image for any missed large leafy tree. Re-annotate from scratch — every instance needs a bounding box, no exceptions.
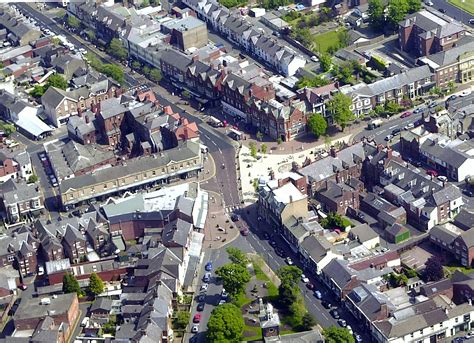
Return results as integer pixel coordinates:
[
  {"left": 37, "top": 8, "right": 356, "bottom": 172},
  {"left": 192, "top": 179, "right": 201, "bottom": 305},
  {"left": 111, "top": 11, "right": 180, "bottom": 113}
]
[
  {"left": 63, "top": 273, "right": 81, "bottom": 295},
  {"left": 368, "top": 0, "right": 385, "bottom": 31},
  {"left": 323, "top": 326, "right": 355, "bottom": 343},
  {"left": 407, "top": 0, "right": 421, "bottom": 13},
  {"left": 101, "top": 64, "right": 124, "bottom": 85},
  {"left": 67, "top": 15, "right": 80, "bottom": 29},
  {"left": 296, "top": 75, "right": 329, "bottom": 89},
  {"left": 277, "top": 265, "right": 303, "bottom": 284},
  {"left": 423, "top": 256, "right": 444, "bottom": 282},
  {"left": 226, "top": 247, "right": 248, "bottom": 266},
  {"left": 107, "top": 38, "right": 128, "bottom": 61},
  {"left": 207, "top": 304, "right": 244, "bottom": 342},
  {"left": 387, "top": 0, "right": 409, "bottom": 29},
  {"left": 327, "top": 93, "right": 354, "bottom": 130},
  {"left": 47, "top": 74, "right": 68, "bottom": 90},
  {"left": 320, "top": 53, "right": 332, "bottom": 72},
  {"left": 88, "top": 273, "right": 105, "bottom": 296},
  {"left": 215, "top": 263, "right": 251, "bottom": 297},
  {"left": 307, "top": 114, "right": 327, "bottom": 138}
]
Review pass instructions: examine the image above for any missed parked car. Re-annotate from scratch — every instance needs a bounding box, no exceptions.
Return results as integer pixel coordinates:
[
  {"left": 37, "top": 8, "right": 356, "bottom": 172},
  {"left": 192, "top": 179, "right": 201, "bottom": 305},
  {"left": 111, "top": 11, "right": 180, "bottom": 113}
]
[
  {"left": 438, "top": 8, "right": 445, "bottom": 13},
  {"left": 200, "top": 283, "right": 208, "bottom": 291},
  {"left": 263, "top": 232, "right": 270, "bottom": 240},
  {"left": 463, "top": 189, "right": 474, "bottom": 197},
  {"left": 314, "top": 290, "right": 322, "bottom": 299},
  {"left": 203, "top": 272, "right": 211, "bottom": 283},
  {"left": 197, "top": 294, "right": 205, "bottom": 302},
  {"left": 404, "top": 123, "right": 414, "bottom": 130},
  {"left": 221, "top": 289, "right": 228, "bottom": 299},
  {"left": 191, "top": 324, "right": 199, "bottom": 333},
  {"left": 240, "top": 228, "right": 249, "bottom": 236},
  {"left": 81, "top": 317, "right": 90, "bottom": 327},
  {"left": 270, "top": 240, "right": 277, "bottom": 247},
  {"left": 322, "top": 301, "right": 331, "bottom": 308},
  {"left": 384, "top": 134, "right": 393, "bottom": 141},
  {"left": 18, "top": 283, "right": 27, "bottom": 290},
  {"left": 197, "top": 302, "right": 205, "bottom": 311},
  {"left": 338, "top": 319, "right": 347, "bottom": 327},
  {"left": 205, "top": 261, "right": 213, "bottom": 271},
  {"left": 460, "top": 90, "right": 472, "bottom": 97},
  {"left": 400, "top": 111, "right": 412, "bottom": 118},
  {"left": 193, "top": 314, "right": 201, "bottom": 323},
  {"left": 330, "top": 309, "right": 340, "bottom": 319},
  {"left": 306, "top": 283, "right": 315, "bottom": 290},
  {"left": 301, "top": 274, "right": 309, "bottom": 283},
  {"left": 346, "top": 325, "right": 353, "bottom": 334},
  {"left": 447, "top": 94, "right": 458, "bottom": 101},
  {"left": 285, "top": 257, "right": 293, "bottom": 265},
  {"left": 469, "top": 18, "right": 474, "bottom": 25},
  {"left": 426, "top": 169, "right": 439, "bottom": 177},
  {"left": 437, "top": 175, "right": 448, "bottom": 182},
  {"left": 354, "top": 334, "right": 363, "bottom": 342},
  {"left": 413, "top": 107, "right": 424, "bottom": 114},
  {"left": 218, "top": 299, "right": 226, "bottom": 305},
  {"left": 428, "top": 102, "right": 438, "bottom": 109},
  {"left": 391, "top": 128, "right": 401, "bottom": 136},
  {"left": 38, "top": 266, "right": 44, "bottom": 276},
  {"left": 231, "top": 214, "right": 239, "bottom": 222}
]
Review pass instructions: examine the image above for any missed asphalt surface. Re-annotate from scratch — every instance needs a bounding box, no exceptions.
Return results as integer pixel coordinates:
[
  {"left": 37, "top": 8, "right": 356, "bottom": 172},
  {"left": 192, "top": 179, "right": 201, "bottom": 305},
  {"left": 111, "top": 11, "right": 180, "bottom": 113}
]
[
  {"left": 15, "top": 3, "right": 242, "bottom": 213},
  {"left": 427, "top": 0, "right": 474, "bottom": 26}
]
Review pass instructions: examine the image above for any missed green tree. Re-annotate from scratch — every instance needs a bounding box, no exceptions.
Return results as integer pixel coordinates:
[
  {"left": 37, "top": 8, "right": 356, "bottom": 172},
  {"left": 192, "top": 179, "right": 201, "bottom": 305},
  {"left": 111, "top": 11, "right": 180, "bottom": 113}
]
[
  {"left": 207, "top": 304, "right": 244, "bottom": 342},
  {"left": 327, "top": 93, "right": 354, "bottom": 130},
  {"left": 215, "top": 263, "right": 251, "bottom": 297},
  {"left": 29, "top": 85, "right": 45, "bottom": 98},
  {"left": 47, "top": 74, "right": 68, "bottom": 90},
  {"left": 296, "top": 75, "right": 330, "bottom": 89},
  {"left": 323, "top": 326, "right": 355, "bottom": 343},
  {"left": 249, "top": 142, "right": 257, "bottom": 158},
  {"left": 301, "top": 312, "right": 316, "bottom": 330},
  {"left": 261, "top": 143, "right": 268, "bottom": 154},
  {"left": 67, "top": 15, "right": 80, "bottom": 29},
  {"left": 51, "top": 37, "right": 61, "bottom": 46},
  {"left": 107, "top": 38, "right": 128, "bottom": 61},
  {"left": 182, "top": 90, "right": 190, "bottom": 98},
  {"left": 387, "top": 0, "right": 409, "bottom": 29},
  {"left": 256, "top": 131, "right": 263, "bottom": 141},
  {"left": 320, "top": 212, "right": 352, "bottom": 230},
  {"left": 368, "top": 0, "right": 385, "bottom": 31},
  {"left": 320, "top": 53, "right": 332, "bottom": 72},
  {"left": 338, "top": 30, "right": 351, "bottom": 48},
  {"left": 279, "top": 280, "right": 299, "bottom": 307},
  {"left": 131, "top": 61, "right": 141, "bottom": 70},
  {"left": 407, "top": 0, "right": 421, "bottom": 13},
  {"left": 88, "top": 273, "right": 105, "bottom": 296},
  {"left": 62, "top": 273, "right": 81, "bottom": 295},
  {"left": 278, "top": 265, "right": 303, "bottom": 284},
  {"left": 149, "top": 68, "right": 162, "bottom": 82},
  {"left": 384, "top": 101, "right": 402, "bottom": 114},
  {"left": 446, "top": 81, "right": 456, "bottom": 94},
  {"left": 27, "top": 174, "right": 39, "bottom": 184},
  {"left": 277, "top": 137, "right": 283, "bottom": 145},
  {"left": 307, "top": 113, "right": 328, "bottom": 138},
  {"left": 85, "top": 29, "right": 96, "bottom": 41},
  {"left": 101, "top": 64, "right": 124, "bottom": 84},
  {"left": 226, "top": 247, "right": 248, "bottom": 266},
  {"left": 175, "top": 311, "right": 190, "bottom": 330},
  {"left": 0, "top": 123, "right": 15, "bottom": 136},
  {"left": 423, "top": 256, "right": 444, "bottom": 282}
]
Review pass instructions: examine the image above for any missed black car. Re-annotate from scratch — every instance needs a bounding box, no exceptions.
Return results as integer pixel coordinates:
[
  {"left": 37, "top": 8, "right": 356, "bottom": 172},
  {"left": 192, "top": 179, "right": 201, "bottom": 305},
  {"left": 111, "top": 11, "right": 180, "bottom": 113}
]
[
  {"left": 197, "top": 302, "right": 205, "bottom": 311},
  {"left": 269, "top": 240, "right": 277, "bottom": 247},
  {"left": 447, "top": 94, "right": 458, "bottom": 102},
  {"left": 231, "top": 214, "right": 239, "bottom": 222},
  {"left": 438, "top": 8, "right": 445, "bottom": 13},
  {"left": 464, "top": 189, "right": 474, "bottom": 197},
  {"left": 330, "top": 309, "right": 340, "bottom": 319},
  {"left": 197, "top": 294, "right": 205, "bottom": 302},
  {"left": 322, "top": 301, "right": 331, "bottom": 309},
  {"left": 428, "top": 102, "right": 438, "bottom": 109},
  {"left": 391, "top": 128, "right": 401, "bottom": 136}
]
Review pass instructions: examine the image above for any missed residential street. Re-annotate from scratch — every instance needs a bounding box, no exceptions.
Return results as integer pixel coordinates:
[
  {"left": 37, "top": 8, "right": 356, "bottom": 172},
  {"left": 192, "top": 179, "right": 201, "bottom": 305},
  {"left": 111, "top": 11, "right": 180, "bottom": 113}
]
[{"left": 427, "top": 0, "right": 474, "bottom": 26}]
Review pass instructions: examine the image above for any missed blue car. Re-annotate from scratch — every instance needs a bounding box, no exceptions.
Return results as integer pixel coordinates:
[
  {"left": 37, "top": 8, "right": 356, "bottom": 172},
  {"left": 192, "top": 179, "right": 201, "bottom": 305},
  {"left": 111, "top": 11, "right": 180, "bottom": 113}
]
[{"left": 205, "top": 262, "right": 213, "bottom": 271}]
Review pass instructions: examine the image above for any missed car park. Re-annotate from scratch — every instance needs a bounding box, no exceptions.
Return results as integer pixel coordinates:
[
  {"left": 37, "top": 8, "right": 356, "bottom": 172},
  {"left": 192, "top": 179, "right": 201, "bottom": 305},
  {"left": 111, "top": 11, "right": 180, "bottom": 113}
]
[
  {"left": 205, "top": 261, "right": 213, "bottom": 271},
  {"left": 301, "top": 274, "right": 309, "bottom": 283},
  {"left": 193, "top": 314, "right": 201, "bottom": 323},
  {"left": 191, "top": 324, "right": 199, "bottom": 333},
  {"left": 314, "top": 290, "right": 322, "bottom": 299}
]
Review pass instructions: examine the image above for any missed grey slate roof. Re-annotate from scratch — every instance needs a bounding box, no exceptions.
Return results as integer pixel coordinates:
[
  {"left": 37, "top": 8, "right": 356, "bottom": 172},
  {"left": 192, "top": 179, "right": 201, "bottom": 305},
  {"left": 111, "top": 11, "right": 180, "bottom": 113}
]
[
  {"left": 430, "top": 224, "right": 458, "bottom": 245},
  {"left": 423, "top": 36, "right": 474, "bottom": 68},
  {"left": 350, "top": 223, "right": 379, "bottom": 243},
  {"left": 90, "top": 297, "right": 113, "bottom": 313},
  {"left": 300, "top": 235, "right": 332, "bottom": 263},
  {"left": 431, "top": 185, "right": 462, "bottom": 206},
  {"left": 160, "top": 49, "right": 193, "bottom": 73}
]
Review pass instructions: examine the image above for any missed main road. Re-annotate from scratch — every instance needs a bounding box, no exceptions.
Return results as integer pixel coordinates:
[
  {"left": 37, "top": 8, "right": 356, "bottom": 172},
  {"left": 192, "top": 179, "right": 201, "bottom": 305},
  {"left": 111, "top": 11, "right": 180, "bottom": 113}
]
[{"left": 15, "top": 2, "right": 242, "bottom": 213}]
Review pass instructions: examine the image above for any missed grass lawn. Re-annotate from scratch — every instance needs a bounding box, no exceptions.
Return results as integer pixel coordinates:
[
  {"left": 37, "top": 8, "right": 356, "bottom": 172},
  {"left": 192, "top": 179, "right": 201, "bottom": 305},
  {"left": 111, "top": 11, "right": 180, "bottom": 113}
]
[
  {"left": 445, "top": 265, "right": 474, "bottom": 275},
  {"left": 313, "top": 30, "right": 341, "bottom": 53},
  {"left": 233, "top": 292, "right": 252, "bottom": 308},
  {"left": 448, "top": 0, "right": 474, "bottom": 14},
  {"left": 243, "top": 325, "right": 262, "bottom": 341}
]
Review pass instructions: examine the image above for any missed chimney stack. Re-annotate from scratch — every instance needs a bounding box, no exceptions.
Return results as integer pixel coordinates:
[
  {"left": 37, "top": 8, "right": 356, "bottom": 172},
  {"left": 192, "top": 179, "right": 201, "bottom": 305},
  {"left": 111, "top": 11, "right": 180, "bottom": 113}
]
[
  {"left": 85, "top": 115, "right": 90, "bottom": 124},
  {"left": 330, "top": 146, "right": 337, "bottom": 158}
]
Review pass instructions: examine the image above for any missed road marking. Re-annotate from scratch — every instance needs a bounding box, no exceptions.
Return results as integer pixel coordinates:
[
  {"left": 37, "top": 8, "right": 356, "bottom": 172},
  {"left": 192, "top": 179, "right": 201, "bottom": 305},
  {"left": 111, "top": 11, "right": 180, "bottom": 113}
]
[
  {"left": 388, "top": 125, "right": 397, "bottom": 129},
  {"left": 218, "top": 148, "right": 222, "bottom": 153}
]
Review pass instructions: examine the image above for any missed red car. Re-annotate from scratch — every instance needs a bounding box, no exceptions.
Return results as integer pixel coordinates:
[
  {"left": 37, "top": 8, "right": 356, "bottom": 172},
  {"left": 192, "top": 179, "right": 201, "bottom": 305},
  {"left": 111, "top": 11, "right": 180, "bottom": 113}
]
[
  {"left": 306, "top": 283, "right": 315, "bottom": 290},
  {"left": 193, "top": 314, "right": 201, "bottom": 323},
  {"left": 401, "top": 111, "right": 412, "bottom": 118},
  {"left": 240, "top": 228, "right": 249, "bottom": 236},
  {"left": 426, "top": 169, "right": 439, "bottom": 177},
  {"left": 18, "top": 284, "right": 28, "bottom": 290}
]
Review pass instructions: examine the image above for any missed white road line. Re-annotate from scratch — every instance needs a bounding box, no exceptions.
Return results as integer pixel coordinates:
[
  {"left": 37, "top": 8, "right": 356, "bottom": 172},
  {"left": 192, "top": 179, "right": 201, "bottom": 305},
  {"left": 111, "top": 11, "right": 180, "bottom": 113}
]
[{"left": 388, "top": 125, "right": 397, "bottom": 129}]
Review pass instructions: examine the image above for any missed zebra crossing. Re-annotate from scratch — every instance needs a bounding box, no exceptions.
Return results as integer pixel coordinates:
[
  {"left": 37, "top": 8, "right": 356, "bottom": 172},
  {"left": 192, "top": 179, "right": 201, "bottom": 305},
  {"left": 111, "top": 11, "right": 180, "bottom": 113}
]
[{"left": 225, "top": 205, "right": 241, "bottom": 214}]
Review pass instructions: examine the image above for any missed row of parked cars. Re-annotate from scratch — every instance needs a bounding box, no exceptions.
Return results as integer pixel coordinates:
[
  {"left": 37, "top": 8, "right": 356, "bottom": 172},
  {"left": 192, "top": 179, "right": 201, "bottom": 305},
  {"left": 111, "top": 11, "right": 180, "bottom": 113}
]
[{"left": 39, "top": 152, "right": 58, "bottom": 187}]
